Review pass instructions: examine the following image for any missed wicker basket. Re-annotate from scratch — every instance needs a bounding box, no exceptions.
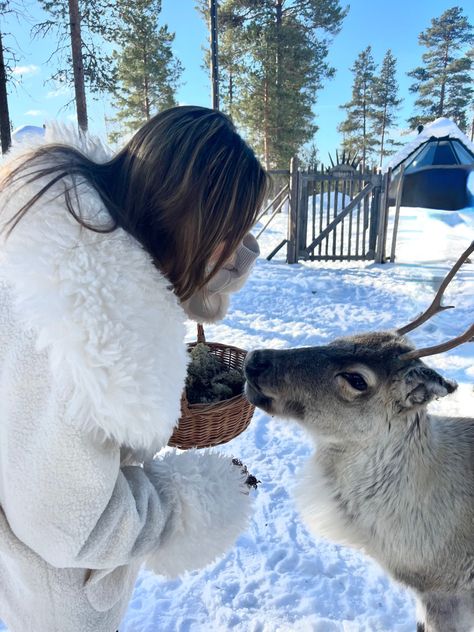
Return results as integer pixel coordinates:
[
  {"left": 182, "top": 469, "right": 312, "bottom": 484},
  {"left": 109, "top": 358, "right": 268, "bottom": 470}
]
[{"left": 168, "top": 324, "right": 255, "bottom": 449}]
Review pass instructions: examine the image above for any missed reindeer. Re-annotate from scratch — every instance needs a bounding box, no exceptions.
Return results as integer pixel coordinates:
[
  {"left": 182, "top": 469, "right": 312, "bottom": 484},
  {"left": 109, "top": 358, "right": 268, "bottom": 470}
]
[{"left": 245, "top": 242, "right": 474, "bottom": 632}]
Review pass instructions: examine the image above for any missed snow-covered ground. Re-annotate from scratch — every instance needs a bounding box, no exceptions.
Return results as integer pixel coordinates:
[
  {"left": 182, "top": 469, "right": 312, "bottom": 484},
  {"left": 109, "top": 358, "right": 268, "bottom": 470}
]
[
  {"left": 122, "top": 206, "right": 473, "bottom": 632},
  {"left": 1, "top": 204, "right": 473, "bottom": 632}
]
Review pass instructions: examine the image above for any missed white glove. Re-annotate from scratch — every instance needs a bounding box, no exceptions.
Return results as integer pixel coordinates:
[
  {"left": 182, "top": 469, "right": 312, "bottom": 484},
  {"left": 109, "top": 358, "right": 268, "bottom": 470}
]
[{"left": 182, "top": 233, "right": 259, "bottom": 323}]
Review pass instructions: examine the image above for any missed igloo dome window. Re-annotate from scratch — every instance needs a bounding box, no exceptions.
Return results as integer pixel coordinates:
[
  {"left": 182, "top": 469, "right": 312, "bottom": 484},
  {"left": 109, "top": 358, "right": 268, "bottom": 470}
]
[{"left": 405, "top": 137, "right": 474, "bottom": 173}]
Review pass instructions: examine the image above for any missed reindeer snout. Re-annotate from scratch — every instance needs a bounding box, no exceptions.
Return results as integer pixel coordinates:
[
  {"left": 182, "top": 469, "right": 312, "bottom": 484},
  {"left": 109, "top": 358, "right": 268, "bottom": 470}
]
[
  {"left": 244, "top": 350, "right": 277, "bottom": 413},
  {"left": 244, "top": 350, "right": 273, "bottom": 382}
]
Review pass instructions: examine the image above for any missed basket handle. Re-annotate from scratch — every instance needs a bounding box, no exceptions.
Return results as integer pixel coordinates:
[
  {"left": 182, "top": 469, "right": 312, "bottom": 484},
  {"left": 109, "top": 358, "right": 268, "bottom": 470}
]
[
  {"left": 197, "top": 323, "right": 206, "bottom": 343},
  {"left": 180, "top": 391, "right": 190, "bottom": 415}
]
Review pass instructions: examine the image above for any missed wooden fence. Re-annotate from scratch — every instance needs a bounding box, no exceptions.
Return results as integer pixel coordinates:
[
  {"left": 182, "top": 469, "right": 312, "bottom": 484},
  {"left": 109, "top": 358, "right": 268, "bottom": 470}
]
[{"left": 265, "top": 159, "right": 391, "bottom": 264}]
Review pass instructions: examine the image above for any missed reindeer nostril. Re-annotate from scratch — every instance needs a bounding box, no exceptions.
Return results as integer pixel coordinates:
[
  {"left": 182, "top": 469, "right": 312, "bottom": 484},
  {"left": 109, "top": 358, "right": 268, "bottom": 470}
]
[{"left": 244, "top": 350, "right": 272, "bottom": 379}]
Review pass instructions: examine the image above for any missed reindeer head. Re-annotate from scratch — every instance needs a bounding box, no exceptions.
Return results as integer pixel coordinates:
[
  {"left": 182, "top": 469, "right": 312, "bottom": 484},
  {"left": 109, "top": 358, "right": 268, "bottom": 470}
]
[{"left": 245, "top": 242, "right": 473, "bottom": 442}]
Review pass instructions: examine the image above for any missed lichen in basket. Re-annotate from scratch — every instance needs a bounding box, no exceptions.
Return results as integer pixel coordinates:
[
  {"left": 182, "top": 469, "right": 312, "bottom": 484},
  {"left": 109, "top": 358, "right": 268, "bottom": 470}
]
[{"left": 185, "top": 343, "right": 245, "bottom": 404}]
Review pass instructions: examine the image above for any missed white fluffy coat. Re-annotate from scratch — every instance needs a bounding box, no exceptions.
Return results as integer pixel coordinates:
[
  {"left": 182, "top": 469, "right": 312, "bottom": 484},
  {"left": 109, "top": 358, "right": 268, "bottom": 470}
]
[{"left": 0, "top": 127, "right": 253, "bottom": 632}]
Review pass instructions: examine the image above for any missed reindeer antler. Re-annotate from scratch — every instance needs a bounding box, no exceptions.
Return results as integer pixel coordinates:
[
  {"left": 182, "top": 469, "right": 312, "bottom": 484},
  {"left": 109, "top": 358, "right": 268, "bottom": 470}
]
[
  {"left": 399, "top": 323, "right": 474, "bottom": 361},
  {"left": 398, "top": 240, "right": 474, "bottom": 361},
  {"left": 397, "top": 241, "right": 474, "bottom": 336}
]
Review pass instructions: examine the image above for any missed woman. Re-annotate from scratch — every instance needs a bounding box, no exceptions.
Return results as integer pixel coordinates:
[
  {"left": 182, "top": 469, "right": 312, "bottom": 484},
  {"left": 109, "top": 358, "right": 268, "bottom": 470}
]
[{"left": 0, "top": 106, "right": 267, "bottom": 632}]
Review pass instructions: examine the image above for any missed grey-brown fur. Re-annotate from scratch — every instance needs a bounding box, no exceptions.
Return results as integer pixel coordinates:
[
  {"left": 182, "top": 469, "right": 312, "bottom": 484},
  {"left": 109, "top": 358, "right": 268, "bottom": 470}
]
[{"left": 244, "top": 331, "right": 474, "bottom": 632}]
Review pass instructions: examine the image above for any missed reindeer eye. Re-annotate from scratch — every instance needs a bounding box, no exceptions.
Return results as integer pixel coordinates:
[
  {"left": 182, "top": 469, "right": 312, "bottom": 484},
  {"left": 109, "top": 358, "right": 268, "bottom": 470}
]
[{"left": 339, "top": 372, "right": 368, "bottom": 391}]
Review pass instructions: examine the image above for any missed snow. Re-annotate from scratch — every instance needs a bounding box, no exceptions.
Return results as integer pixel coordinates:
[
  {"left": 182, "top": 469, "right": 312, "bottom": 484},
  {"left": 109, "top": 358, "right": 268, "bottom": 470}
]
[
  {"left": 11, "top": 125, "right": 45, "bottom": 143},
  {"left": 385, "top": 116, "right": 474, "bottom": 171},
  {"left": 122, "top": 204, "right": 474, "bottom": 631},
  {"left": 388, "top": 206, "right": 474, "bottom": 266},
  {"left": 1, "top": 202, "right": 473, "bottom": 631}
]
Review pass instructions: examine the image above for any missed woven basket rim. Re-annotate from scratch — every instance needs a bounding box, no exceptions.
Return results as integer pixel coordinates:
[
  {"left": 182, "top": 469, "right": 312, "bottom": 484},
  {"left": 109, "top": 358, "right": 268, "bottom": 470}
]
[
  {"left": 187, "top": 339, "right": 247, "bottom": 351},
  {"left": 184, "top": 391, "right": 247, "bottom": 412}
]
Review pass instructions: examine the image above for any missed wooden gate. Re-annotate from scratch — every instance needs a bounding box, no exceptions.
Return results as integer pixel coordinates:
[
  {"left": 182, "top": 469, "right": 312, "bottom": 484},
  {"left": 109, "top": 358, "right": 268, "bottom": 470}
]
[{"left": 287, "top": 158, "right": 391, "bottom": 264}]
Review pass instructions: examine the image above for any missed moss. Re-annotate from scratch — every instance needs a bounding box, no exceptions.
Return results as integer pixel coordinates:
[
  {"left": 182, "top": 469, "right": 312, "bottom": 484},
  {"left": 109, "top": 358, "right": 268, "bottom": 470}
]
[{"left": 185, "top": 343, "right": 245, "bottom": 404}]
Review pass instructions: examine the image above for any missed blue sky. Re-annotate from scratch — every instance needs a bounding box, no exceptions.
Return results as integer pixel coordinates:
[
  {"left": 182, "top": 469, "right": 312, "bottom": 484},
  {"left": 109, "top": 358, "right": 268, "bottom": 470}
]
[{"left": 3, "top": 0, "right": 474, "bottom": 161}]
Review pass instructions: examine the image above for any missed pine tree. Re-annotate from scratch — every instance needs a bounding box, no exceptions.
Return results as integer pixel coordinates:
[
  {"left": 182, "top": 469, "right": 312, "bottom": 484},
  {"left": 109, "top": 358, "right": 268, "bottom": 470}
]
[
  {"left": 235, "top": 4, "right": 322, "bottom": 169},
  {"left": 0, "top": 1, "right": 25, "bottom": 152},
  {"left": 34, "top": 0, "right": 118, "bottom": 130},
  {"left": 338, "top": 46, "right": 378, "bottom": 169},
  {"left": 0, "top": 3, "right": 12, "bottom": 153},
  {"left": 197, "top": 0, "right": 347, "bottom": 169},
  {"left": 68, "top": 0, "right": 88, "bottom": 131},
  {"left": 299, "top": 140, "right": 319, "bottom": 171},
  {"left": 195, "top": 0, "right": 245, "bottom": 120},
  {"left": 109, "top": 0, "right": 182, "bottom": 142},
  {"left": 372, "top": 49, "right": 402, "bottom": 168},
  {"left": 407, "top": 6, "right": 474, "bottom": 131}
]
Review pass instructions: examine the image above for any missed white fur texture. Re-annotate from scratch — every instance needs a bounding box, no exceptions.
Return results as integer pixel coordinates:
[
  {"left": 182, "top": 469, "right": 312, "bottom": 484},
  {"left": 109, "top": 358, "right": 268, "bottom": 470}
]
[
  {"left": 295, "top": 454, "right": 365, "bottom": 550},
  {"left": 145, "top": 450, "right": 253, "bottom": 577},
  {"left": 0, "top": 124, "right": 188, "bottom": 451}
]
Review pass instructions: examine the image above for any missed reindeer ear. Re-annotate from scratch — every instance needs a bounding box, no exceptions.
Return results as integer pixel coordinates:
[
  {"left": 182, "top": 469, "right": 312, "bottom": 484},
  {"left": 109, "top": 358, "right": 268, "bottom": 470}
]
[{"left": 400, "top": 365, "right": 457, "bottom": 408}]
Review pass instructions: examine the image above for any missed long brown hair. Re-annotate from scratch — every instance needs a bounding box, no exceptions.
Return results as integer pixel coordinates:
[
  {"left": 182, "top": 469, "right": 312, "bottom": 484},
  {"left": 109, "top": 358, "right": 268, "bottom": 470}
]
[{"left": 1, "top": 106, "right": 267, "bottom": 300}]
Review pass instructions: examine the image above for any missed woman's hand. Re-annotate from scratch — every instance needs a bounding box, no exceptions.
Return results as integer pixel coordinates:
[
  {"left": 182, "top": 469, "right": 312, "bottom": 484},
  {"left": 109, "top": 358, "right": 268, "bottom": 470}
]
[{"left": 181, "top": 233, "right": 260, "bottom": 323}]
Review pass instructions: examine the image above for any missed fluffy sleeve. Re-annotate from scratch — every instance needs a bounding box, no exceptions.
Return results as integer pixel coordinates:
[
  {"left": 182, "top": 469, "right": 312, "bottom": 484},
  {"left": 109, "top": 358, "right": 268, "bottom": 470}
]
[{"left": 1, "top": 395, "right": 252, "bottom": 578}]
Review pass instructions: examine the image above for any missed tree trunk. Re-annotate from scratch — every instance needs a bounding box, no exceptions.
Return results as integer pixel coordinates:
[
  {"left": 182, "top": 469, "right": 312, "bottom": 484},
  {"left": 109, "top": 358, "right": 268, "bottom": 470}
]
[
  {"left": 68, "top": 0, "right": 88, "bottom": 132},
  {"left": 263, "top": 77, "right": 270, "bottom": 169},
  {"left": 144, "top": 75, "right": 150, "bottom": 121},
  {"left": 362, "top": 91, "right": 367, "bottom": 170},
  {"left": 379, "top": 104, "right": 387, "bottom": 169},
  {"left": 0, "top": 30, "right": 11, "bottom": 154},
  {"left": 438, "top": 43, "right": 450, "bottom": 117},
  {"left": 275, "top": 0, "right": 283, "bottom": 156},
  {"left": 209, "top": 0, "right": 219, "bottom": 110},
  {"left": 143, "top": 47, "right": 150, "bottom": 121},
  {"left": 438, "top": 81, "right": 446, "bottom": 117}
]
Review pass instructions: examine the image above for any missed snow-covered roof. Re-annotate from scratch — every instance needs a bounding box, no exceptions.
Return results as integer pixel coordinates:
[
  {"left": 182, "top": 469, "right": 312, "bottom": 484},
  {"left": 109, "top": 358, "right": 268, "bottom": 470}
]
[
  {"left": 385, "top": 117, "right": 474, "bottom": 171},
  {"left": 12, "top": 125, "right": 45, "bottom": 142}
]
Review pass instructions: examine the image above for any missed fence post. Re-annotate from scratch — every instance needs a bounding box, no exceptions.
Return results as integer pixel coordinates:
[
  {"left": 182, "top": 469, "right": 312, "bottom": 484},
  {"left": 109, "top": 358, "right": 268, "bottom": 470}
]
[
  {"left": 368, "top": 172, "right": 380, "bottom": 258},
  {"left": 389, "top": 166, "right": 404, "bottom": 263},
  {"left": 297, "top": 172, "right": 308, "bottom": 254},
  {"left": 375, "top": 168, "right": 391, "bottom": 263},
  {"left": 287, "top": 156, "right": 299, "bottom": 264}
]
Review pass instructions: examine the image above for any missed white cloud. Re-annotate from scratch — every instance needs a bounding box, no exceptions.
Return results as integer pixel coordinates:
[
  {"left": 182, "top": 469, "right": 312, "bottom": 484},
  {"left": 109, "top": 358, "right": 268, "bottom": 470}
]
[
  {"left": 12, "top": 65, "right": 40, "bottom": 76},
  {"left": 25, "top": 109, "right": 46, "bottom": 117}
]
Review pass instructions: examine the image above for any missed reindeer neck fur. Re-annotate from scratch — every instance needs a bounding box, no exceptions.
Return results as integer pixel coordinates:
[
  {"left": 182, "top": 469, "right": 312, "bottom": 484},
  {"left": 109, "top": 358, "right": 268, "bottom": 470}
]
[{"left": 296, "top": 407, "right": 474, "bottom": 593}]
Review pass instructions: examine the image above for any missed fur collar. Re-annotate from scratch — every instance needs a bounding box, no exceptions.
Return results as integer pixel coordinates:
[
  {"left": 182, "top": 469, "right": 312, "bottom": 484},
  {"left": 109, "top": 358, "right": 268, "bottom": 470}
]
[{"left": 0, "top": 124, "right": 188, "bottom": 452}]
